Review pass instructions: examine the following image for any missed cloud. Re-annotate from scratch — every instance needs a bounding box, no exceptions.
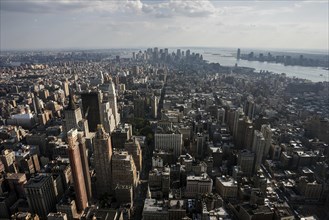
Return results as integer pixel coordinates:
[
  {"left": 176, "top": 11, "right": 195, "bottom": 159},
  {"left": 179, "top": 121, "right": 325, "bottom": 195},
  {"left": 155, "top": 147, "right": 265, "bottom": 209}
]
[
  {"left": 124, "top": 0, "right": 143, "bottom": 11},
  {"left": 142, "top": 0, "right": 218, "bottom": 18},
  {"left": 221, "top": 6, "right": 253, "bottom": 15},
  {"left": 1, "top": 0, "right": 327, "bottom": 50},
  {"left": 0, "top": 0, "right": 218, "bottom": 18},
  {"left": 255, "top": 7, "right": 293, "bottom": 16},
  {"left": 0, "top": 0, "right": 96, "bottom": 14}
]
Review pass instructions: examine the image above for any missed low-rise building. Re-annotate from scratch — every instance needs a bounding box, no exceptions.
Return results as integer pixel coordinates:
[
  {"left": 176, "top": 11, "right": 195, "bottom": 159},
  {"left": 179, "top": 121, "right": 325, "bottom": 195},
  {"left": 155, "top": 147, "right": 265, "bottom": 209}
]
[
  {"left": 143, "top": 199, "right": 169, "bottom": 220},
  {"left": 215, "top": 176, "right": 238, "bottom": 199},
  {"left": 185, "top": 173, "right": 213, "bottom": 198}
]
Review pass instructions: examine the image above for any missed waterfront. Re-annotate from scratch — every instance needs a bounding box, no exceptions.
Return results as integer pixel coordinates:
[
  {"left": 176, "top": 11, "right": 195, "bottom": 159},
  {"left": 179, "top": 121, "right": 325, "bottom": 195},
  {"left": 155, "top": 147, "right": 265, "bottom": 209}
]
[{"left": 199, "top": 47, "right": 329, "bottom": 82}]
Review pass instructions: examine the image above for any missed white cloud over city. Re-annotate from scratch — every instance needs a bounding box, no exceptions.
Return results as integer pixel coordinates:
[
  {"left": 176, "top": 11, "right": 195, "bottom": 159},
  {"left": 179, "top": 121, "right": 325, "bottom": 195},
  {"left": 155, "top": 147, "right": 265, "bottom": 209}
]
[{"left": 0, "top": 0, "right": 328, "bottom": 50}]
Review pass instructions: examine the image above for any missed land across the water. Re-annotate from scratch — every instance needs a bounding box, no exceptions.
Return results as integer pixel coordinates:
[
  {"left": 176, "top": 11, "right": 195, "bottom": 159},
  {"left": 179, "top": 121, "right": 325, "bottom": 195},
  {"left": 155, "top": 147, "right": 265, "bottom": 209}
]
[{"left": 1, "top": 47, "right": 328, "bottom": 82}]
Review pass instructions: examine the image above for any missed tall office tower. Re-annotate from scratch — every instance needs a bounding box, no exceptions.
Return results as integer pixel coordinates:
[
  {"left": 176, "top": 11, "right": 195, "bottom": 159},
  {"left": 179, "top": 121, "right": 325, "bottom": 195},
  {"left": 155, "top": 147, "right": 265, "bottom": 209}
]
[
  {"left": 245, "top": 125, "right": 254, "bottom": 150},
  {"left": 81, "top": 91, "right": 102, "bottom": 132},
  {"left": 177, "top": 49, "right": 181, "bottom": 58},
  {"left": 244, "top": 97, "right": 255, "bottom": 120},
  {"left": 63, "top": 79, "right": 70, "bottom": 97},
  {"left": 134, "top": 97, "right": 145, "bottom": 118},
  {"left": 144, "top": 51, "right": 148, "bottom": 60},
  {"left": 93, "top": 125, "right": 113, "bottom": 197},
  {"left": 154, "top": 47, "right": 159, "bottom": 60},
  {"left": 98, "top": 71, "right": 104, "bottom": 84},
  {"left": 132, "top": 52, "right": 136, "bottom": 60},
  {"left": 238, "top": 150, "right": 255, "bottom": 176},
  {"left": 236, "top": 116, "right": 253, "bottom": 149},
  {"left": 270, "top": 144, "right": 281, "bottom": 160},
  {"left": 164, "top": 48, "right": 169, "bottom": 57},
  {"left": 24, "top": 174, "right": 57, "bottom": 219},
  {"left": 217, "top": 107, "right": 225, "bottom": 124},
  {"left": 155, "top": 133, "right": 183, "bottom": 158},
  {"left": 100, "top": 79, "right": 120, "bottom": 126},
  {"left": 124, "top": 138, "right": 142, "bottom": 172},
  {"left": 151, "top": 96, "right": 158, "bottom": 119},
  {"left": 195, "top": 133, "right": 206, "bottom": 159},
  {"left": 31, "top": 92, "right": 42, "bottom": 115},
  {"left": 67, "top": 129, "right": 88, "bottom": 212},
  {"left": 233, "top": 108, "right": 244, "bottom": 140},
  {"left": 186, "top": 49, "right": 191, "bottom": 57},
  {"left": 236, "top": 118, "right": 246, "bottom": 148},
  {"left": 252, "top": 130, "right": 266, "bottom": 171},
  {"left": 237, "top": 48, "right": 241, "bottom": 60},
  {"left": 261, "top": 124, "right": 272, "bottom": 157},
  {"left": 64, "top": 94, "right": 85, "bottom": 134},
  {"left": 77, "top": 133, "right": 92, "bottom": 201},
  {"left": 100, "top": 101, "right": 116, "bottom": 133},
  {"left": 112, "top": 151, "right": 138, "bottom": 190},
  {"left": 226, "top": 108, "right": 235, "bottom": 132}
]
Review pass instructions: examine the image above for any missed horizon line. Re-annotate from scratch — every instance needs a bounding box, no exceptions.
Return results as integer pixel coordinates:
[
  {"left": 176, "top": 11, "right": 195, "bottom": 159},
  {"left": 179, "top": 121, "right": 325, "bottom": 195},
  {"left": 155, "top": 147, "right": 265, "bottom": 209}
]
[{"left": 1, "top": 46, "right": 328, "bottom": 53}]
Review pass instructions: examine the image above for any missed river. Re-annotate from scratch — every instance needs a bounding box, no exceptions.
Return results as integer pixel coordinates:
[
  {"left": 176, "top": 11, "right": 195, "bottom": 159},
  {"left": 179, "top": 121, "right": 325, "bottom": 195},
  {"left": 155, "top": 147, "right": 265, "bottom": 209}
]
[{"left": 192, "top": 47, "right": 329, "bottom": 82}]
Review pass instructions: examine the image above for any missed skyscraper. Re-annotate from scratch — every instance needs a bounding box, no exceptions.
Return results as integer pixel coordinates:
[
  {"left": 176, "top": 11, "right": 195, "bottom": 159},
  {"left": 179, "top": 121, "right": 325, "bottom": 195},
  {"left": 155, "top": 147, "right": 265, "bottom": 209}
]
[
  {"left": 238, "top": 150, "right": 255, "bottom": 176},
  {"left": 24, "top": 174, "right": 57, "bottom": 219},
  {"left": 164, "top": 48, "right": 169, "bottom": 57},
  {"left": 63, "top": 79, "right": 70, "bottom": 97},
  {"left": 111, "top": 151, "right": 138, "bottom": 190},
  {"left": 261, "top": 124, "right": 272, "bottom": 157},
  {"left": 233, "top": 108, "right": 244, "bottom": 140},
  {"left": 81, "top": 91, "right": 102, "bottom": 132},
  {"left": 100, "top": 101, "right": 116, "bottom": 133},
  {"left": 93, "top": 124, "right": 113, "bottom": 196},
  {"left": 99, "top": 79, "right": 120, "bottom": 126},
  {"left": 67, "top": 129, "right": 88, "bottom": 212},
  {"left": 151, "top": 96, "right": 158, "bottom": 119},
  {"left": 77, "top": 132, "right": 92, "bottom": 201},
  {"left": 244, "top": 97, "right": 255, "bottom": 120},
  {"left": 236, "top": 116, "right": 253, "bottom": 149},
  {"left": 177, "top": 49, "right": 181, "bottom": 58},
  {"left": 252, "top": 130, "right": 266, "bottom": 171},
  {"left": 64, "top": 94, "right": 84, "bottom": 134},
  {"left": 124, "top": 138, "right": 142, "bottom": 172},
  {"left": 237, "top": 48, "right": 241, "bottom": 60}
]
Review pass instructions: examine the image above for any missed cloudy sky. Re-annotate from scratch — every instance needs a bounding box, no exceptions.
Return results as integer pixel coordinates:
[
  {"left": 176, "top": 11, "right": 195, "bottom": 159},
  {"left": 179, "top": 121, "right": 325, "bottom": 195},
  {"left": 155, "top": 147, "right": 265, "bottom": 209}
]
[{"left": 0, "top": 0, "right": 328, "bottom": 50}]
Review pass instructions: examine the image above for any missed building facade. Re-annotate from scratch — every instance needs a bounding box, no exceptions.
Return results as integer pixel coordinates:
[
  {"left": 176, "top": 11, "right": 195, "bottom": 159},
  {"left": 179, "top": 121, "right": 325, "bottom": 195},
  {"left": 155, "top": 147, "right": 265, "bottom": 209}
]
[
  {"left": 67, "top": 129, "right": 88, "bottom": 212},
  {"left": 24, "top": 175, "right": 57, "bottom": 219},
  {"left": 155, "top": 133, "right": 183, "bottom": 158},
  {"left": 93, "top": 125, "right": 113, "bottom": 196}
]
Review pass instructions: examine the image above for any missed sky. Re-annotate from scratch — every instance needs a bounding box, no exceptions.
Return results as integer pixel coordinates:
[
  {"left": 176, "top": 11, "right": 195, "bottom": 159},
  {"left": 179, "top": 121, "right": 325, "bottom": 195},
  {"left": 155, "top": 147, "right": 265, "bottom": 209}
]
[{"left": 0, "top": 0, "right": 328, "bottom": 50}]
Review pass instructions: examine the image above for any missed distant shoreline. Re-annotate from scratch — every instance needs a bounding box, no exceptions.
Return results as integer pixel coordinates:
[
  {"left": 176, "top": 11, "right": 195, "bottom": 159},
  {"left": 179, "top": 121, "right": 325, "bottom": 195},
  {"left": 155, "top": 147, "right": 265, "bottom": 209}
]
[{"left": 1, "top": 47, "right": 328, "bottom": 55}]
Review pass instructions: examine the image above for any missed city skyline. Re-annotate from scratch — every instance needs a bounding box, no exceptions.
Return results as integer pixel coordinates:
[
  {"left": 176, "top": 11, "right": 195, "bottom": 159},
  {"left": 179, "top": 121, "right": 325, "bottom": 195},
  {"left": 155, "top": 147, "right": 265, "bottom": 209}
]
[
  {"left": 1, "top": 0, "right": 328, "bottom": 50},
  {"left": 1, "top": 47, "right": 328, "bottom": 219}
]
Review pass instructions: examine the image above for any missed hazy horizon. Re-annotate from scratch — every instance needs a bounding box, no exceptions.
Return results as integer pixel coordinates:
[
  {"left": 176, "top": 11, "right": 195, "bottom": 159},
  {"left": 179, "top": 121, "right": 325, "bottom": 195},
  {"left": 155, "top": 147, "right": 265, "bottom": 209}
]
[
  {"left": 1, "top": 46, "right": 327, "bottom": 55},
  {"left": 1, "top": 0, "right": 328, "bottom": 51}
]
